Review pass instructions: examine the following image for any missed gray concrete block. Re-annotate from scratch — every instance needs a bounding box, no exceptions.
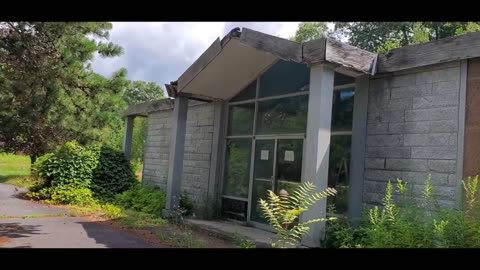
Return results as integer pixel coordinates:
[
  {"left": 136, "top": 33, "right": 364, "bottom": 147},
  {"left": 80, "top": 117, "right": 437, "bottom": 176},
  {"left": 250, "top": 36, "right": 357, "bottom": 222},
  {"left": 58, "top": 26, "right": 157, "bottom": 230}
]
[
  {"left": 388, "top": 122, "right": 430, "bottom": 134},
  {"left": 367, "top": 124, "right": 389, "bottom": 135},
  {"left": 432, "top": 80, "right": 460, "bottom": 95},
  {"left": 366, "top": 146, "right": 411, "bottom": 158},
  {"left": 412, "top": 94, "right": 459, "bottom": 109},
  {"left": 365, "top": 169, "right": 403, "bottom": 182},
  {"left": 386, "top": 158, "right": 428, "bottom": 172},
  {"left": 405, "top": 107, "right": 458, "bottom": 121},
  {"left": 368, "top": 110, "right": 405, "bottom": 124},
  {"left": 367, "top": 134, "right": 403, "bottom": 147},
  {"left": 428, "top": 160, "right": 457, "bottom": 173},
  {"left": 401, "top": 171, "right": 450, "bottom": 186},
  {"left": 411, "top": 146, "right": 457, "bottom": 159},
  {"left": 365, "top": 158, "right": 385, "bottom": 169},
  {"left": 390, "top": 84, "right": 432, "bottom": 99},
  {"left": 404, "top": 133, "right": 457, "bottom": 146},
  {"left": 429, "top": 120, "right": 458, "bottom": 133}
]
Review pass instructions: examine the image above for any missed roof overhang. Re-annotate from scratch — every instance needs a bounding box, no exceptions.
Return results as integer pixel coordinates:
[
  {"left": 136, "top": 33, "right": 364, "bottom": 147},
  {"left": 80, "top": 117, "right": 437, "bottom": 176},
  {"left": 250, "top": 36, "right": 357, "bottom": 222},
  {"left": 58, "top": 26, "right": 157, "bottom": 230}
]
[{"left": 166, "top": 27, "right": 378, "bottom": 100}]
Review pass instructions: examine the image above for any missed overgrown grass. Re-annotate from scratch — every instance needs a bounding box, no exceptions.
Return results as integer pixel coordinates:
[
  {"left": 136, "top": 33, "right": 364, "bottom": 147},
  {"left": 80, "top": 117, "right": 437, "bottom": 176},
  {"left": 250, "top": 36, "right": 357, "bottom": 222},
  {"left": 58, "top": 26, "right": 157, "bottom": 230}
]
[{"left": 0, "top": 153, "right": 32, "bottom": 188}]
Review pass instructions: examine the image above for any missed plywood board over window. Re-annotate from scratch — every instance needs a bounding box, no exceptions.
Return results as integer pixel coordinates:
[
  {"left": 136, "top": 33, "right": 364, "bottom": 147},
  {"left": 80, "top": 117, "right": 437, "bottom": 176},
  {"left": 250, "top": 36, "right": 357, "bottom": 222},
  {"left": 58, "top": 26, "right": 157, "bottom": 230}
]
[{"left": 464, "top": 58, "right": 480, "bottom": 178}]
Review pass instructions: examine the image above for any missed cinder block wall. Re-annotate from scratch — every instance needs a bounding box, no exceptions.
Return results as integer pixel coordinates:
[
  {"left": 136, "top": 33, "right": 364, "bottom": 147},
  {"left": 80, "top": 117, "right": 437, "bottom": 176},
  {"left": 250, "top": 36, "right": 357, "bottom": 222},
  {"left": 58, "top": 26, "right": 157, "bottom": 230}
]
[
  {"left": 364, "top": 61, "right": 462, "bottom": 207},
  {"left": 142, "top": 101, "right": 214, "bottom": 214}
]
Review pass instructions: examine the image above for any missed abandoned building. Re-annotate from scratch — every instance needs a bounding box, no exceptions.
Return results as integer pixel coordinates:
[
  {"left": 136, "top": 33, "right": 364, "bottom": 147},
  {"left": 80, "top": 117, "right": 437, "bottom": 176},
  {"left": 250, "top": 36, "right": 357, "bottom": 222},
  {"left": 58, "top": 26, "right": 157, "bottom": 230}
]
[{"left": 122, "top": 27, "right": 480, "bottom": 247}]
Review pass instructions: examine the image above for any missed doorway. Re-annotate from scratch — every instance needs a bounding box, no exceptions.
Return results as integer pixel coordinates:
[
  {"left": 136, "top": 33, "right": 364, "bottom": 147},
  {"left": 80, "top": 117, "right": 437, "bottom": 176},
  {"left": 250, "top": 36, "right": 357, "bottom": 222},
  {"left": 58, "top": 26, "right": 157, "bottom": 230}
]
[{"left": 248, "top": 137, "right": 304, "bottom": 228}]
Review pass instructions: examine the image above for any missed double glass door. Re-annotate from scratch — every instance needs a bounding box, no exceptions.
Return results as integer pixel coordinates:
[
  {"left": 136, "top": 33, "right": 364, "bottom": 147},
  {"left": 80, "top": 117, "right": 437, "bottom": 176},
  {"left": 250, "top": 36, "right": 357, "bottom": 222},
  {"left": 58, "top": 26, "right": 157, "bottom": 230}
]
[{"left": 249, "top": 138, "right": 304, "bottom": 225}]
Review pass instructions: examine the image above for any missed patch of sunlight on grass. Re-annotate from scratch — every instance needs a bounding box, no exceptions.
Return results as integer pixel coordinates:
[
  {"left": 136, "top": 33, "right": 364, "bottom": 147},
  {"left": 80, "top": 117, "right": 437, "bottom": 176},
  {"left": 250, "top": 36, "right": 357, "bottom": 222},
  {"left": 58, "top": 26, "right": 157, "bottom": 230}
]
[
  {"left": 0, "top": 153, "right": 31, "bottom": 187},
  {"left": 116, "top": 210, "right": 166, "bottom": 229}
]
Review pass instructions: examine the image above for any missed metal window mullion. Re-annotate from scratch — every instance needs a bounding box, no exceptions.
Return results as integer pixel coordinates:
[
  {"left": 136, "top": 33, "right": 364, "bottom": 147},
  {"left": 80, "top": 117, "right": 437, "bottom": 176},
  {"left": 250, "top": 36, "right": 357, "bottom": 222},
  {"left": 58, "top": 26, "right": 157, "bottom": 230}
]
[
  {"left": 333, "top": 83, "right": 356, "bottom": 91},
  {"left": 246, "top": 77, "right": 260, "bottom": 223},
  {"left": 256, "top": 91, "right": 309, "bottom": 102},
  {"left": 272, "top": 138, "right": 278, "bottom": 193}
]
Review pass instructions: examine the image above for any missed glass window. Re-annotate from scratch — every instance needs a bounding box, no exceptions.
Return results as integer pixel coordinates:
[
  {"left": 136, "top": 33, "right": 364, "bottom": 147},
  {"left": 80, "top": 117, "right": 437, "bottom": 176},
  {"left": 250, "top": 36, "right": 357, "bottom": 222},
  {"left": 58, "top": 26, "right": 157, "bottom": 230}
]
[
  {"left": 328, "top": 135, "right": 352, "bottom": 214},
  {"left": 227, "top": 103, "right": 255, "bottom": 135},
  {"left": 331, "top": 87, "right": 355, "bottom": 132},
  {"left": 256, "top": 95, "right": 308, "bottom": 134},
  {"left": 223, "top": 139, "right": 252, "bottom": 198},
  {"left": 276, "top": 139, "right": 303, "bottom": 183},
  {"left": 222, "top": 198, "right": 247, "bottom": 221},
  {"left": 230, "top": 79, "right": 257, "bottom": 102},
  {"left": 334, "top": 72, "right": 355, "bottom": 86},
  {"left": 259, "top": 61, "right": 310, "bottom": 98}
]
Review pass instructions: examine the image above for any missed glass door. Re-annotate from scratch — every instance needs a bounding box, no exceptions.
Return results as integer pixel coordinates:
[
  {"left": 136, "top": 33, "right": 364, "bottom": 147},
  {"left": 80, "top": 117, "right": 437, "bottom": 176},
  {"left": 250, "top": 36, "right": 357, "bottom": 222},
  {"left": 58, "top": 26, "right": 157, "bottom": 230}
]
[
  {"left": 250, "top": 139, "right": 276, "bottom": 223},
  {"left": 249, "top": 138, "right": 304, "bottom": 225}
]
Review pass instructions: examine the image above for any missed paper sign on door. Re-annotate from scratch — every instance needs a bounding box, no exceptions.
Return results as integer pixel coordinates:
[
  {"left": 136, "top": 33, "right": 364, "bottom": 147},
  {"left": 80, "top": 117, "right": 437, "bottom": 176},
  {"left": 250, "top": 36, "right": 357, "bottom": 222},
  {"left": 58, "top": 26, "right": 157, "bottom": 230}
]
[
  {"left": 261, "top": 150, "right": 269, "bottom": 160},
  {"left": 284, "top": 150, "right": 294, "bottom": 162}
]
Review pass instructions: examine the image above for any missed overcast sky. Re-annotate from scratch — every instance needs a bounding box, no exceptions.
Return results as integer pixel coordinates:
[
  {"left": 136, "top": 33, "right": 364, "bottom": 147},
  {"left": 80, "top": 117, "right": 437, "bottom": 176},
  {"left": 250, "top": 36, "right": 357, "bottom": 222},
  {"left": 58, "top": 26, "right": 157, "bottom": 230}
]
[{"left": 91, "top": 22, "right": 301, "bottom": 92}]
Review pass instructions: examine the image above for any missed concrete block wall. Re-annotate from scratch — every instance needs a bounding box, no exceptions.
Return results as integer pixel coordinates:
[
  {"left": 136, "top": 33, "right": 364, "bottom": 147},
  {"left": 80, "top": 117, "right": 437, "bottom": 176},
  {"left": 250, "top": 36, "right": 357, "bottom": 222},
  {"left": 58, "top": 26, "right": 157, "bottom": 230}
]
[
  {"left": 142, "top": 101, "right": 214, "bottom": 214},
  {"left": 364, "top": 61, "right": 462, "bottom": 207}
]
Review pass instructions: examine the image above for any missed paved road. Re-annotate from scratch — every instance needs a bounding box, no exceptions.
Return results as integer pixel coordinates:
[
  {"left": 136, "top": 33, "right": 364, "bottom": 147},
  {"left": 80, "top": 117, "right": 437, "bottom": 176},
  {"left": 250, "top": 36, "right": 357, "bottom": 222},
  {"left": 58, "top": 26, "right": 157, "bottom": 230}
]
[{"left": 0, "top": 183, "right": 156, "bottom": 248}]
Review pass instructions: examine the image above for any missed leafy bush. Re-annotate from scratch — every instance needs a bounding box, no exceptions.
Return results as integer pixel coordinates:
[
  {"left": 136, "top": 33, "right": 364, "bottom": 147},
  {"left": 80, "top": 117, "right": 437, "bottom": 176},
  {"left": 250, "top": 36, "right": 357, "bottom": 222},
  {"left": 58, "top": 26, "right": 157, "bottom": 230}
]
[
  {"left": 50, "top": 183, "right": 97, "bottom": 206},
  {"left": 34, "top": 141, "right": 98, "bottom": 188},
  {"left": 31, "top": 141, "right": 137, "bottom": 201},
  {"left": 115, "top": 185, "right": 167, "bottom": 216},
  {"left": 259, "top": 181, "right": 337, "bottom": 248},
  {"left": 90, "top": 146, "right": 137, "bottom": 199},
  {"left": 101, "top": 203, "right": 124, "bottom": 219},
  {"left": 325, "top": 175, "right": 480, "bottom": 248}
]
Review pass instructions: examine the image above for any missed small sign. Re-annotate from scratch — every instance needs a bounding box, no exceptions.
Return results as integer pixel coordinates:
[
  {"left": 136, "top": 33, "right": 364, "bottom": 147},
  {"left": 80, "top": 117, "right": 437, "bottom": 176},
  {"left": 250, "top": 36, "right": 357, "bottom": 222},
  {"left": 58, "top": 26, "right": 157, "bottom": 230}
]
[
  {"left": 261, "top": 150, "right": 269, "bottom": 160},
  {"left": 284, "top": 150, "right": 295, "bottom": 162}
]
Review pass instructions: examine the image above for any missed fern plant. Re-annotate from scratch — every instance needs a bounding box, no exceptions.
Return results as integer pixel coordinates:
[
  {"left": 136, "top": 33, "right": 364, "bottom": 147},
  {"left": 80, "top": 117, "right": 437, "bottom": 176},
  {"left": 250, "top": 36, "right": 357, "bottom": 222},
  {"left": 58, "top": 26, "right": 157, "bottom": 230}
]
[{"left": 259, "top": 181, "right": 337, "bottom": 248}]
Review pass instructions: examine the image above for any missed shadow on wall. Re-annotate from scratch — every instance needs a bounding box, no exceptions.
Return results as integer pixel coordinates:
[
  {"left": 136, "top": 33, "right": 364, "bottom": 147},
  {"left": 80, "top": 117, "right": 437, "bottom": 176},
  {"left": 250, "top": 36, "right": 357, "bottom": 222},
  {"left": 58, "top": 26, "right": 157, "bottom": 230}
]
[{"left": 76, "top": 221, "right": 157, "bottom": 248}]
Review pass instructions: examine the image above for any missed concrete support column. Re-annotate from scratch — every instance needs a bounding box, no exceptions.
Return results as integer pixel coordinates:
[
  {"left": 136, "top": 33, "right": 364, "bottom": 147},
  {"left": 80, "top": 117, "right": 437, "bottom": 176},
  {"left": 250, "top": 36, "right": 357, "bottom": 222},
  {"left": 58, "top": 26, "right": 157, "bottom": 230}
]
[
  {"left": 348, "top": 75, "right": 369, "bottom": 223},
  {"left": 122, "top": 116, "right": 135, "bottom": 160},
  {"left": 206, "top": 100, "right": 226, "bottom": 218},
  {"left": 301, "top": 64, "right": 334, "bottom": 247},
  {"left": 163, "top": 96, "right": 189, "bottom": 215}
]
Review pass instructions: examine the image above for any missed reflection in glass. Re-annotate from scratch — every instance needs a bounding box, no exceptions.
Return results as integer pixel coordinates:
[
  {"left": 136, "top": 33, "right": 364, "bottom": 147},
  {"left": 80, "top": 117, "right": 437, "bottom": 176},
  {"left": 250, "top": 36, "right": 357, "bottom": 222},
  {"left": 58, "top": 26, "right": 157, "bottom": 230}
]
[
  {"left": 276, "top": 139, "right": 303, "bottom": 184},
  {"left": 222, "top": 198, "right": 247, "bottom": 221},
  {"left": 331, "top": 87, "right": 355, "bottom": 132},
  {"left": 259, "top": 60, "right": 310, "bottom": 98},
  {"left": 251, "top": 180, "right": 272, "bottom": 223},
  {"left": 230, "top": 79, "right": 257, "bottom": 102},
  {"left": 256, "top": 95, "right": 308, "bottom": 134},
  {"left": 227, "top": 103, "right": 255, "bottom": 135},
  {"left": 328, "top": 135, "right": 352, "bottom": 214},
  {"left": 223, "top": 139, "right": 252, "bottom": 198}
]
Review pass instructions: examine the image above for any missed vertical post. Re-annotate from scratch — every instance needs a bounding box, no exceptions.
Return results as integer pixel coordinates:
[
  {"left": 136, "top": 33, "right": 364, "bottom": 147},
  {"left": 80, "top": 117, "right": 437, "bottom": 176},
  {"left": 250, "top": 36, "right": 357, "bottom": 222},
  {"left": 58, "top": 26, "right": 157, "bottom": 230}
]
[
  {"left": 348, "top": 75, "right": 369, "bottom": 223},
  {"left": 456, "top": 60, "right": 468, "bottom": 207},
  {"left": 122, "top": 115, "right": 135, "bottom": 160},
  {"left": 301, "top": 64, "right": 334, "bottom": 247},
  {"left": 206, "top": 100, "right": 226, "bottom": 218},
  {"left": 163, "top": 96, "right": 189, "bottom": 215}
]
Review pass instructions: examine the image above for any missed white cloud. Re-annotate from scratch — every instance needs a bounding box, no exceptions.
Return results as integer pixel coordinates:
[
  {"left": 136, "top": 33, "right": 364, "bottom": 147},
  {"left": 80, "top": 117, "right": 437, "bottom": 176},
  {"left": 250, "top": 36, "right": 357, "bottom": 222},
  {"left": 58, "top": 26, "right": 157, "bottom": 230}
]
[{"left": 91, "top": 22, "right": 300, "bottom": 90}]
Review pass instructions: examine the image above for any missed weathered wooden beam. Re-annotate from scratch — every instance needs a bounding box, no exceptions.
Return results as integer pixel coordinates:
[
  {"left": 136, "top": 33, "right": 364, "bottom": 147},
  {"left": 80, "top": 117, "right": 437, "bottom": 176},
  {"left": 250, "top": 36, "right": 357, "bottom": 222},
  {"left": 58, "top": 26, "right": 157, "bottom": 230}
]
[
  {"left": 378, "top": 31, "right": 480, "bottom": 73},
  {"left": 177, "top": 38, "right": 222, "bottom": 91},
  {"left": 324, "top": 39, "right": 377, "bottom": 75},
  {"left": 239, "top": 27, "right": 303, "bottom": 63},
  {"left": 122, "top": 99, "right": 174, "bottom": 117},
  {"left": 302, "top": 38, "right": 326, "bottom": 64}
]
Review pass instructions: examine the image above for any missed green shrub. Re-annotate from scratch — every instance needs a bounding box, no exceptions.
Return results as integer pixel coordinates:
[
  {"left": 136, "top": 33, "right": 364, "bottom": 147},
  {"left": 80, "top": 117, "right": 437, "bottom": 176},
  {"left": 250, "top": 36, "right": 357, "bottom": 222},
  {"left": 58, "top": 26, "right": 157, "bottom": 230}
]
[
  {"left": 32, "top": 141, "right": 137, "bottom": 201},
  {"left": 259, "top": 181, "right": 337, "bottom": 248},
  {"left": 50, "top": 183, "right": 97, "bottom": 206},
  {"left": 35, "top": 141, "right": 98, "bottom": 189},
  {"left": 326, "top": 175, "right": 480, "bottom": 248},
  {"left": 90, "top": 147, "right": 137, "bottom": 199},
  {"left": 180, "top": 192, "right": 194, "bottom": 216},
  {"left": 101, "top": 203, "right": 125, "bottom": 219},
  {"left": 115, "top": 185, "right": 167, "bottom": 216}
]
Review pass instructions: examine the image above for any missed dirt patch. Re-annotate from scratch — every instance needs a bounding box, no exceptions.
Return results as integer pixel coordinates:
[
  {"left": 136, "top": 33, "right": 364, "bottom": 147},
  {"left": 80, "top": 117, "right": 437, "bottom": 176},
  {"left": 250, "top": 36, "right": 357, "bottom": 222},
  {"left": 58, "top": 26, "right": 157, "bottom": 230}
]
[{"left": 0, "top": 236, "right": 11, "bottom": 246}]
